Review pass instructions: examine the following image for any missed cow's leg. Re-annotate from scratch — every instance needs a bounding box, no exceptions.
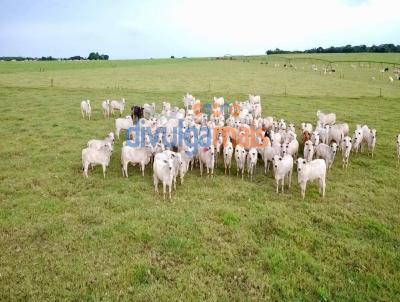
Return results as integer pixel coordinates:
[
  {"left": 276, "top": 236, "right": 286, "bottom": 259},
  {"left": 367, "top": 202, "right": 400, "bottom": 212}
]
[
  {"left": 163, "top": 182, "right": 166, "bottom": 200},
  {"left": 153, "top": 175, "right": 159, "bottom": 193},
  {"left": 83, "top": 163, "right": 89, "bottom": 178},
  {"left": 300, "top": 181, "right": 307, "bottom": 199},
  {"left": 102, "top": 164, "right": 106, "bottom": 179}
]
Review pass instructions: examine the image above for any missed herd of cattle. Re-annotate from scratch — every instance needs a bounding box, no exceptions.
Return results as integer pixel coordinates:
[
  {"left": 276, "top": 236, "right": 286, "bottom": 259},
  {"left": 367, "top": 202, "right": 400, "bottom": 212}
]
[{"left": 80, "top": 94, "right": 400, "bottom": 200}]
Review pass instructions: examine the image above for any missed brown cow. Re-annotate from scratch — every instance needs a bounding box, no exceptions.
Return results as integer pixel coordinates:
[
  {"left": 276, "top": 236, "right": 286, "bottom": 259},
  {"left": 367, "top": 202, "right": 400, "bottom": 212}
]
[{"left": 302, "top": 130, "right": 311, "bottom": 147}]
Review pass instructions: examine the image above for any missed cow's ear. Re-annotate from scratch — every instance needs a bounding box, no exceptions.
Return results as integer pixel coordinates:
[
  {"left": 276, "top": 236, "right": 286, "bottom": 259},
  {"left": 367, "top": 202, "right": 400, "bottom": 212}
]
[{"left": 163, "top": 160, "right": 168, "bottom": 164}]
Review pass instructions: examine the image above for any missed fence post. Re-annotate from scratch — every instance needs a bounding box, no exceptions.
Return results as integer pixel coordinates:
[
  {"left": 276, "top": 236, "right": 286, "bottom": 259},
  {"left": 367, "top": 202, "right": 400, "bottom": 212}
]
[
  {"left": 284, "top": 85, "right": 287, "bottom": 96},
  {"left": 51, "top": 78, "right": 53, "bottom": 87},
  {"left": 379, "top": 88, "right": 382, "bottom": 97}
]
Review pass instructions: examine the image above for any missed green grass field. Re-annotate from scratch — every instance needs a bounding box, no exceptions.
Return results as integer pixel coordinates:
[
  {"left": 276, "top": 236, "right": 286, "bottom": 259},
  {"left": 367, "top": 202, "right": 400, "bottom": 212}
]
[{"left": 0, "top": 54, "right": 399, "bottom": 301}]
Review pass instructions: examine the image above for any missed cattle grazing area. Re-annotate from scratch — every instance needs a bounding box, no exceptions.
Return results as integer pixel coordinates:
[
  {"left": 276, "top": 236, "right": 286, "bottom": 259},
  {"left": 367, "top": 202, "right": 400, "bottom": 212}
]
[{"left": 0, "top": 54, "right": 399, "bottom": 301}]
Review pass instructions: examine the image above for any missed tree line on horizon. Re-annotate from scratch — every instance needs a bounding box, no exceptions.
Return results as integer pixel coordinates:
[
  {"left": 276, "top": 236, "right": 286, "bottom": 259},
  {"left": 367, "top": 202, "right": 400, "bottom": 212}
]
[
  {"left": 266, "top": 44, "right": 400, "bottom": 55},
  {"left": 0, "top": 52, "right": 109, "bottom": 61}
]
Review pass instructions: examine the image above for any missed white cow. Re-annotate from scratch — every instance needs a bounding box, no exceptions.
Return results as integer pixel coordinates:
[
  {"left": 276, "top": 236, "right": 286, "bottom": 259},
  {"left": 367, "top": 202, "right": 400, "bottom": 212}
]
[
  {"left": 315, "top": 142, "right": 338, "bottom": 170},
  {"left": 365, "top": 128, "right": 377, "bottom": 157},
  {"left": 143, "top": 103, "right": 155, "bottom": 118},
  {"left": 235, "top": 144, "right": 247, "bottom": 179},
  {"left": 311, "top": 131, "right": 320, "bottom": 146},
  {"left": 183, "top": 93, "right": 196, "bottom": 109},
  {"left": 326, "top": 123, "right": 349, "bottom": 147},
  {"left": 223, "top": 141, "right": 234, "bottom": 175},
  {"left": 253, "top": 103, "right": 262, "bottom": 119},
  {"left": 283, "top": 139, "right": 299, "bottom": 159},
  {"left": 153, "top": 153, "right": 175, "bottom": 200},
  {"left": 272, "top": 154, "right": 293, "bottom": 193},
  {"left": 80, "top": 100, "right": 91, "bottom": 120},
  {"left": 341, "top": 136, "right": 352, "bottom": 168},
  {"left": 296, "top": 158, "right": 326, "bottom": 199},
  {"left": 87, "top": 132, "right": 115, "bottom": 150},
  {"left": 169, "top": 152, "right": 182, "bottom": 190},
  {"left": 249, "top": 94, "right": 261, "bottom": 105},
  {"left": 262, "top": 141, "right": 281, "bottom": 175},
  {"left": 115, "top": 116, "right": 134, "bottom": 139},
  {"left": 110, "top": 98, "right": 125, "bottom": 116},
  {"left": 199, "top": 145, "right": 215, "bottom": 177},
  {"left": 162, "top": 101, "right": 171, "bottom": 112},
  {"left": 287, "top": 123, "right": 295, "bottom": 133},
  {"left": 303, "top": 140, "right": 314, "bottom": 162},
  {"left": 246, "top": 147, "right": 258, "bottom": 180},
  {"left": 316, "top": 110, "right": 336, "bottom": 126},
  {"left": 352, "top": 126, "right": 363, "bottom": 153},
  {"left": 102, "top": 100, "right": 110, "bottom": 118},
  {"left": 356, "top": 125, "right": 376, "bottom": 157},
  {"left": 179, "top": 148, "right": 193, "bottom": 184},
  {"left": 301, "top": 122, "right": 313, "bottom": 133},
  {"left": 335, "top": 123, "right": 349, "bottom": 137},
  {"left": 121, "top": 145, "right": 153, "bottom": 177},
  {"left": 314, "top": 123, "right": 329, "bottom": 144},
  {"left": 82, "top": 143, "right": 112, "bottom": 178}
]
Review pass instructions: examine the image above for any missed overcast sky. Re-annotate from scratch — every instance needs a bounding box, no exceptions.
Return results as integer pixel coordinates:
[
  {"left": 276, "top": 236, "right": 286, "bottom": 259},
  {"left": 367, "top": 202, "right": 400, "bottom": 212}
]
[{"left": 1, "top": 0, "right": 399, "bottom": 59}]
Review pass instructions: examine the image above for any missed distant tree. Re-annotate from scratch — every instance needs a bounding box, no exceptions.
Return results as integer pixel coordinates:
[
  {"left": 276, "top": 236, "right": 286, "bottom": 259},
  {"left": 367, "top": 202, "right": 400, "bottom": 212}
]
[
  {"left": 69, "top": 56, "right": 83, "bottom": 60},
  {"left": 88, "top": 52, "right": 109, "bottom": 60},
  {"left": 88, "top": 52, "right": 100, "bottom": 60},
  {"left": 171, "top": 55, "right": 175, "bottom": 59},
  {"left": 343, "top": 45, "right": 353, "bottom": 53},
  {"left": 39, "top": 56, "right": 56, "bottom": 61}
]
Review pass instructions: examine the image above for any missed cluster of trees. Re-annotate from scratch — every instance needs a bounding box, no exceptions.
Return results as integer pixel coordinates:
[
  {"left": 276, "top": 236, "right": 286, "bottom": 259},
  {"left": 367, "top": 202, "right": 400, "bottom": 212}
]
[
  {"left": 266, "top": 44, "right": 400, "bottom": 55},
  {"left": 88, "top": 52, "right": 109, "bottom": 60},
  {"left": 0, "top": 52, "right": 109, "bottom": 61}
]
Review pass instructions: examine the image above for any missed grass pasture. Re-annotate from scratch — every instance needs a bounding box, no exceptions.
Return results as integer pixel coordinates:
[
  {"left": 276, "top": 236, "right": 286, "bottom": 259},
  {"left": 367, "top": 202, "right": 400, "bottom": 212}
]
[{"left": 0, "top": 54, "right": 399, "bottom": 301}]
